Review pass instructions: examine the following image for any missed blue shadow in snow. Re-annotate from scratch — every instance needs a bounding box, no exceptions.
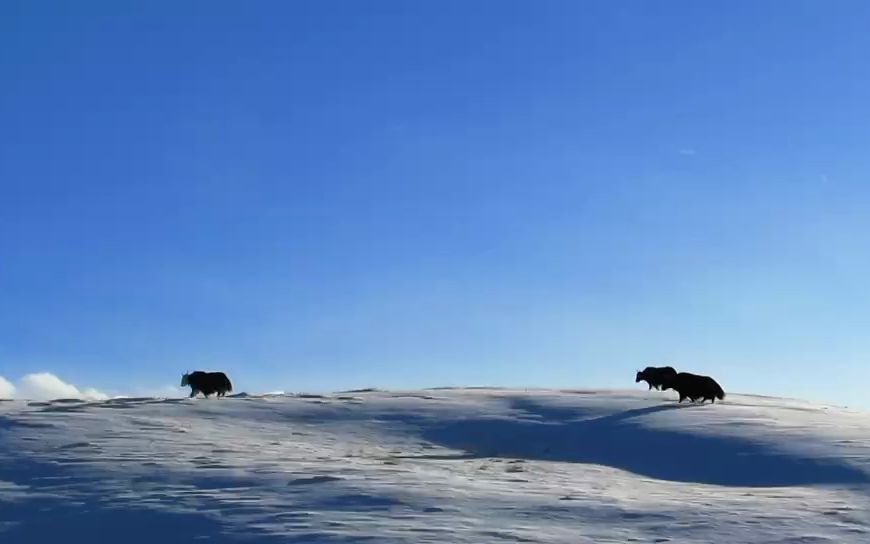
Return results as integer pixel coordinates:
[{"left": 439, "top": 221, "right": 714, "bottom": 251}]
[
  {"left": 420, "top": 397, "right": 870, "bottom": 488},
  {"left": 0, "top": 457, "right": 377, "bottom": 543}
]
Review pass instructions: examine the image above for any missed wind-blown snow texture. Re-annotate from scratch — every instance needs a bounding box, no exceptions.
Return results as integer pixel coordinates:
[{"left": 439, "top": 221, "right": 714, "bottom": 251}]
[{"left": 2, "top": 389, "right": 870, "bottom": 543}]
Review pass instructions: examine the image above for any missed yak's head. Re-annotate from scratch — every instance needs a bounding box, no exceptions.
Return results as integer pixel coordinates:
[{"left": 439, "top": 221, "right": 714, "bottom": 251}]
[
  {"left": 635, "top": 370, "right": 645, "bottom": 382},
  {"left": 180, "top": 372, "right": 190, "bottom": 387}
]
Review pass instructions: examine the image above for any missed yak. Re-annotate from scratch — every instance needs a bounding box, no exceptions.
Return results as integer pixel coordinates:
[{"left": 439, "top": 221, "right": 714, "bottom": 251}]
[
  {"left": 635, "top": 366, "right": 678, "bottom": 391},
  {"left": 661, "top": 372, "right": 725, "bottom": 404},
  {"left": 181, "top": 371, "right": 233, "bottom": 398}
]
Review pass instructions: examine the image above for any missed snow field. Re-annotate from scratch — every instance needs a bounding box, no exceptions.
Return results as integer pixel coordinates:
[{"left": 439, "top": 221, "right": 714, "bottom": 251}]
[{"left": 1, "top": 388, "right": 869, "bottom": 542}]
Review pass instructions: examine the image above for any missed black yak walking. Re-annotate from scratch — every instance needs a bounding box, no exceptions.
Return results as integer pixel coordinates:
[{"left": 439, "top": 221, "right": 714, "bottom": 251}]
[
  {"left": 181, "top": 371, "right": 233, "bottom": 398},
  {"left": 635, "top": 366, "right": 677, "bottom": 390},
  {"left": 661, "top": 372, "right": 725, "bottom": 404}
]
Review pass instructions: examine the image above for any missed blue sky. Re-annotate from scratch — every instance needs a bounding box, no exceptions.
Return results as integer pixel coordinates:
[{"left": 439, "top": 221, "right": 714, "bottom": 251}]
[{"left": 2, "top": 1, "right": 870, "bottom": 405}]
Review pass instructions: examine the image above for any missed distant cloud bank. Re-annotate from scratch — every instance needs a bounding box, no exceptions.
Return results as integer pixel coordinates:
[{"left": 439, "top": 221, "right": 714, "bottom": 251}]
[
  {"left": 0, "top": 375, "right": 15, "bottom": 398},
  {"left": 0, "top": 372, "right": 108, "bottom": 401}
]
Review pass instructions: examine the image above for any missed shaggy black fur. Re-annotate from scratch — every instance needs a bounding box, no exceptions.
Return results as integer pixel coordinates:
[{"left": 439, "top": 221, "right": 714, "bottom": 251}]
[
  {"left": 661, "top": 372, "right": 725, "bottom": 404},
  {"left": 181, "top": 371, "right": 233, "bottom": 398},
  {"left": 635, "top": 366, "right": 678, "bottom": 391}
]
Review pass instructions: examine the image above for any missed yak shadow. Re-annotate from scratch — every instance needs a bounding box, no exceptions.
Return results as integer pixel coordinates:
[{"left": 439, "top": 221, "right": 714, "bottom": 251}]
[{"left": 420, "top": 397, "right": 870, "bottom": 488}]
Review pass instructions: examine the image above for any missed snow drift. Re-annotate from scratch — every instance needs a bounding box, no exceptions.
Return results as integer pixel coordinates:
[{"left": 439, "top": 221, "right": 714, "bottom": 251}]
[{"left": 1, "top": 388, "right": 869, "bottom": 542}]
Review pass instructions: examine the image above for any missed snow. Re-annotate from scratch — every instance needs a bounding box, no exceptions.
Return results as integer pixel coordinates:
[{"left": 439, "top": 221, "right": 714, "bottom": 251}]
[{"left": 1, "top": 388, "right": 870, "bottom": 542}]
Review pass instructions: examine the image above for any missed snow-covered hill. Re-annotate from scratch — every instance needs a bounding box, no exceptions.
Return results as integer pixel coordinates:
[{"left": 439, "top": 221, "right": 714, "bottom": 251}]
[{"left": 2, "top": 388, "right": 870, "bottom": 543}]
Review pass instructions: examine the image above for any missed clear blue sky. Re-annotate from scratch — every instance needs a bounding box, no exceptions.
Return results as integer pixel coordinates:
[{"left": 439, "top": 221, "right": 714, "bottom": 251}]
[{"left": 3, "top": 1, "right": 870, "bottom": 405}]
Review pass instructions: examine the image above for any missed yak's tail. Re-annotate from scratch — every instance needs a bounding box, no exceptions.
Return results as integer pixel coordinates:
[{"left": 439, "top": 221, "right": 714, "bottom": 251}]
[{"left": 713, "top": 380, "right": 725, "bottom": 400}]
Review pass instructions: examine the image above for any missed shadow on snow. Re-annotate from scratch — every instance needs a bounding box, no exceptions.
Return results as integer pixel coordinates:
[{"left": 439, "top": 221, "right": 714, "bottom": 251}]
[
  {"left": 0, "top": 455, "right": 381, "bottom": 543},
  {"left": 420, "top": 397, "right": 870, "bottom": 488}
]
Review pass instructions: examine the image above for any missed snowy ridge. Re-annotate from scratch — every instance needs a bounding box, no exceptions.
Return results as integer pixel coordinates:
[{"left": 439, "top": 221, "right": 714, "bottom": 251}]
[{"left": 2, "top": 389, "right": 870, "bottom": 542}]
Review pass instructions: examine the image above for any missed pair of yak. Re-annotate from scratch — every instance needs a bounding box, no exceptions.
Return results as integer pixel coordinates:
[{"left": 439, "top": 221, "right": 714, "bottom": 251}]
[{"left": 635, "top": 365, "right": 725, "bottom": 404}]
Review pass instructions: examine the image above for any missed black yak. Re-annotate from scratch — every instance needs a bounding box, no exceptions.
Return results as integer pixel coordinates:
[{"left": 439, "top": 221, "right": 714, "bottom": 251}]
[
  {"left": 661, "top": 372, "right": 725, "bottom": 404},
  {"left": 635, "top": 366, "right": 677, "bottom": 390},
  {"left": 181, "top": 371, "right": 233, "bottom": 398}
]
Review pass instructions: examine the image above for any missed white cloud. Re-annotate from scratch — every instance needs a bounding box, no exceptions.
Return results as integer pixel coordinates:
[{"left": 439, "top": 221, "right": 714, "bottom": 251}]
[
  {"left": 16, "top": 373, "right": 108, "bottom": 401},
  {"left": 0, "top": 375, "right": 15, "bottom": 398},
  {"left": 0, "top": 373, "right": 191, "bottom": 401},
  {"left": 678, "top": 148, "right": 697, "bottom": 156},
  {"left": 82, "top": 388, "right": 110, "bottom": 400}
]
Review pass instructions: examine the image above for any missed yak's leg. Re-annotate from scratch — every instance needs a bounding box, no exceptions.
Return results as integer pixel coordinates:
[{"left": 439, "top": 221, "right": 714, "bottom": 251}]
[
  {"left": 678, "top": 394, "right": 686, "bottom": 403},
  {"left": 189, "top": 389, "right": 196, "bottom": 398}
]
